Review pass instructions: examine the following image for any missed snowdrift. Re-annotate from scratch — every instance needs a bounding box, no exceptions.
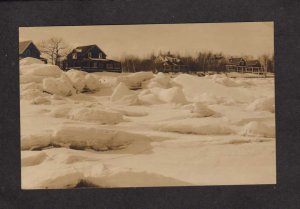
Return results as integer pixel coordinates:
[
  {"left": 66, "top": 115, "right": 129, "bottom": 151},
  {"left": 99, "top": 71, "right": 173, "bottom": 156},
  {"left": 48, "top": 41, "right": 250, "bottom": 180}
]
[{"left": 20, "top": 57, "right": 45, "bottom": 66}]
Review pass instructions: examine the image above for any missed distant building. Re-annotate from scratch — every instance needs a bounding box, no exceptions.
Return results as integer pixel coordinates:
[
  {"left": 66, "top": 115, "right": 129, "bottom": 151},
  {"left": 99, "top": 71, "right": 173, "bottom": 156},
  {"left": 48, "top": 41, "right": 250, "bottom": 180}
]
[
  {"left": 62, "top": 44, "right": 122, "bottom": 72},
  {"left": 226, "top": 57, "right": 265, "bottom": 75},
  {"left": 226, "top": 57, "right": 246, "bottom": 71},
  {"left": 246, "top": 59, "right": 262, "bottom": 67},
  {"left": 19, "top": 41, "right": 47, "bottom": 63},
  {"left": 154, "top": 52, "right": 189, "bottom": 73}
]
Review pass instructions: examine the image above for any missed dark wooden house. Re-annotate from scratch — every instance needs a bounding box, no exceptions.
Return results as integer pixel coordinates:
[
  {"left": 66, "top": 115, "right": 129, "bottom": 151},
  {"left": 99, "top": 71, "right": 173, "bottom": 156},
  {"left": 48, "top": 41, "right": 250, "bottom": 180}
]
[
  {"left": 19, "top": 41, "right": 47, "bottom": 63},
  {"left": 62, "top": 44, "right": 122, "bottom": 72},
  {"left": 154, "top": 53, "right": 189, "bottom": 73}
]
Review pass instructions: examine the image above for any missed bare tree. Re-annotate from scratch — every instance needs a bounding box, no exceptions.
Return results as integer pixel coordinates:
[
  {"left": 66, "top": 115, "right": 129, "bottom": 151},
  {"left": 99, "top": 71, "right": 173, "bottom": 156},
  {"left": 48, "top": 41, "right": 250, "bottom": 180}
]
[{"left": 37, "top": 37, "right": 71, "bottom": 65}]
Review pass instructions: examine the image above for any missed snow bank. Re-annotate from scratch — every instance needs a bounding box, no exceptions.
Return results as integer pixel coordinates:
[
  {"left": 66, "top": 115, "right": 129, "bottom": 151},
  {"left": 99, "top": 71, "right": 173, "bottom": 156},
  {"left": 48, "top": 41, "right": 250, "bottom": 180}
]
[
  {"left": 43, "top": 74, "right": 76, "bottom": 96},
  {"left": 240, "top": 121, "right": 275, "bottom": 138},
  {"left": 157, "top": 119, "right": 234, "bottom": 135},
  {"left": 20, "top": 57, "right": 44, "bottom": 66},
  {"left": 117, "top": 72, "right": 154, "bottom": 89},
  {"left": 69, "top": 108, "right": 123, "bottom": 124},
  {"left": 246, "top": 97, "right": 275, "bottom": 113},
  {"left": 110, "top": 82, "right": 138, "bottom": 105}
]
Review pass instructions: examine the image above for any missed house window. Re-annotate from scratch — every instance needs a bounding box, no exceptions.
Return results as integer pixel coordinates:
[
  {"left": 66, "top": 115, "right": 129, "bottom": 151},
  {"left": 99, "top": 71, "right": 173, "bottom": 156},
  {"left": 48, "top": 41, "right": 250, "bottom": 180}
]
[
  {"left": 88, "top": 52, "right": 92, "bottom": 58},
  {"left": 114, "top": 63, "right": 120, "bottom": 69},
  {"left": 72, "top": 53, "right": 77, "bottom": 59},
  {"left": 99, "top": 53, "right": 102, "bottom": 59},
  {"left": 98, "top": 63, "right": 104, "bottom": 68},
  {"left": 107, "top": 64, "right": 113, "bottom": 69},
  {"left": 25, "top": 50, "right": 31, "bottom": 56},
  {"left": 93, "top": 62, "right": 97, "bottom": 68}
]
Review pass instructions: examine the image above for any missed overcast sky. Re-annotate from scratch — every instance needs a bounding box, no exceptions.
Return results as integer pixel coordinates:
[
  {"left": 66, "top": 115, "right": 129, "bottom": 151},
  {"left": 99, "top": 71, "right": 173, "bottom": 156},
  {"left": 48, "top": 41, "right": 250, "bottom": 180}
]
[{"left": 19, "top": 22, "right": 274, "bottom": 59}]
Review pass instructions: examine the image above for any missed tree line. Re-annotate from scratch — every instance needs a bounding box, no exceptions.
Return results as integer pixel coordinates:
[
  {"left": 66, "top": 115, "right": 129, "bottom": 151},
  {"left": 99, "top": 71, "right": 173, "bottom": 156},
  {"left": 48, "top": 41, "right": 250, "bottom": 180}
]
[
  {"left": 121, "top": 52, "right": 275, "bottom": 73},
  {"left": 37, "top": 37, "right": 275, "bottom": 73}
]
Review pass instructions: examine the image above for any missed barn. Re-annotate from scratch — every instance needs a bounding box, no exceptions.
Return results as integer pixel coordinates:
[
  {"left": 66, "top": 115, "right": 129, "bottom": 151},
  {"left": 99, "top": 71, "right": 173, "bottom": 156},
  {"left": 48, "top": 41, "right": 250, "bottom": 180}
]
[
  {"left": 62, "top": 44, "right": 122, "bottom": 72},
  {"left": 19, "top": 41, "right": 47, "bottom": 63}
]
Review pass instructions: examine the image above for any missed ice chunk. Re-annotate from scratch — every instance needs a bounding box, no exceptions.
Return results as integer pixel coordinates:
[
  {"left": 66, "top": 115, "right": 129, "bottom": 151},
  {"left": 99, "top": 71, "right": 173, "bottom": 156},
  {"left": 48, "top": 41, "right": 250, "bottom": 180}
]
[
  {"left": 43, "top": 74, "right": 76, "bottom": 96},
  {"left": 190, "top": 102, "right": 217, "bottom": 117},
  {"left": 150, "top": 87, "right": 187, "bottom": 104},
  {"left": 117, "top": 72, "right": 154, "bottom": 89},
  {"left": 69, "top": 108, "right": 123, "bottom": 124},
  {"left": 20, "top": 63, "right": 62, "bottom": 78},
  {"left": 240, "top": 121, "right": 275, "bottom": 138},
  {"left": 110, "top": 82, "right": 138, "bottom": 105},
  {"left": 246, "top": 96, "right": 275, "bottom": 113}
]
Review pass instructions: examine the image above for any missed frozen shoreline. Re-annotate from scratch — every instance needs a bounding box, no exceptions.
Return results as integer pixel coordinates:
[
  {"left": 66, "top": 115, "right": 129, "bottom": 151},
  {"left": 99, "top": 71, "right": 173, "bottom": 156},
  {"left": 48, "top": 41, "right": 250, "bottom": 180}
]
[{"left": 20, "top": 58, "right": 276, "bottom": 189}]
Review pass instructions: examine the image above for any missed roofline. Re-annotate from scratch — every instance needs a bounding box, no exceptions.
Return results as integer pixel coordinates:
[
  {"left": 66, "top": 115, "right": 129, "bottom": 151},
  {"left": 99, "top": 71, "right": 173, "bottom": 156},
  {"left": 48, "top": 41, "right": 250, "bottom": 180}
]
[
  {"left": 19, "top": 41, "right": 41, "bottom": 56},
  {"left": 73, "top": 44, "right": 107, "bottom": 57},
  {"left": 19, "top": 40, "right": 32, "bottom": 54}
]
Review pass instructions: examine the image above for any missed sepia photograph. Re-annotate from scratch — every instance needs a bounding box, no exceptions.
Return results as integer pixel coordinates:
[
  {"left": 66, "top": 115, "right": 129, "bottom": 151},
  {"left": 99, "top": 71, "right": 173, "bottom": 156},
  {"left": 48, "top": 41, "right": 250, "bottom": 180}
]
[{"left": 19, "top": 22, "right": 275, "bottom": 189}]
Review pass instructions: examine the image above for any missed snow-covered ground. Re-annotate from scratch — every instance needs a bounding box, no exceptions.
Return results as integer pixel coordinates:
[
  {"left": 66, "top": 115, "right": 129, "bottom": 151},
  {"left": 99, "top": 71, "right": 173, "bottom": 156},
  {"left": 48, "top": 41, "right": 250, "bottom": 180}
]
[{"left": 20, "top": 58, "right": 276, "bottom": 189}]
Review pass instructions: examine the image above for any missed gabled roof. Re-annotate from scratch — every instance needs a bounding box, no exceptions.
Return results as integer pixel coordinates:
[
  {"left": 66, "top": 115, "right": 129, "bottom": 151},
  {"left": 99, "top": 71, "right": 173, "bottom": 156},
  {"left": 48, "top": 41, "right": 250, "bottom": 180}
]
[
  {"left": 246, "top": 60, "right": 261, "bottom": 66},
  {"left": 72, "top": 44, "right": 107, "bottom": 57},
  {"left": 19, "top": 40, "right": 41, "bottom": 56},
  {"left": 155, "top": 54, "right": 184, "bottom": 65},
  {"left": 19, "top": 40, "right": 32, "bottom": 54},
  {"left": 228, "top": 57, "right": 244, "bottom": 65}
]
